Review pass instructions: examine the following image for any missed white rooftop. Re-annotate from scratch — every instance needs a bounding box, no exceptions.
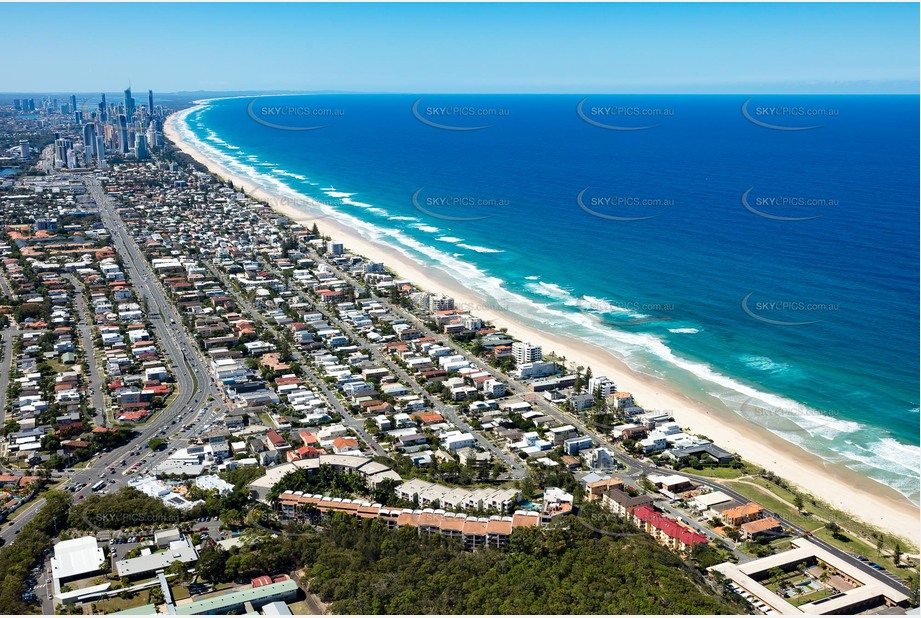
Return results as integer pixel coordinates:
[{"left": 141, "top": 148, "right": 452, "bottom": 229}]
[{"left": 51, "top": 536, "right": 105, "bottom": 581}]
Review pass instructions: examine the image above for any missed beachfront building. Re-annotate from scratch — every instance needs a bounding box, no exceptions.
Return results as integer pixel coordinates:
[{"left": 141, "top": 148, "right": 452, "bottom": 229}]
[
  {"left": 512, "top": 341, "right": 542, "bottom": 365},
  {"left": 429, "top": 294, "right": 455, "bottom": 312},
  {"left": 709, "top": 538, "right": 910, "bottom": 615}
]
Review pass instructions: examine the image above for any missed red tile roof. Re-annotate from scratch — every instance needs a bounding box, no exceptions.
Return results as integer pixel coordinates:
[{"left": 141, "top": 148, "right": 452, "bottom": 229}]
[{"left": 633, "top": 506, "right": 708, "bottom": 547}]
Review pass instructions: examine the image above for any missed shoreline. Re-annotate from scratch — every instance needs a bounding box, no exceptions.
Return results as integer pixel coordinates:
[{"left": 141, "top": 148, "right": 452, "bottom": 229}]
[{"left": 164, "top": 105, "right": 920, "bottom": 546}]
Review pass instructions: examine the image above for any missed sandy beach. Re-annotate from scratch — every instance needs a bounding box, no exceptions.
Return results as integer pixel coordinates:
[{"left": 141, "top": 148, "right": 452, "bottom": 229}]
[{"left": 164, "top": 105, "right": 920, "bottom": 546}]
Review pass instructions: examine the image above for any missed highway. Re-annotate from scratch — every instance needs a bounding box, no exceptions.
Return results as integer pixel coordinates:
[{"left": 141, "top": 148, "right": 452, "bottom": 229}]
[{"left": 0, "top": 174, "right": 227, "bottom": 547}]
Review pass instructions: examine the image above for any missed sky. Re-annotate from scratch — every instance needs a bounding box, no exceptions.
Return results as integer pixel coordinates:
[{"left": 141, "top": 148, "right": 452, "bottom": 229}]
[{"left": 0, "top": 2, "right": 918, "bottom": 94}]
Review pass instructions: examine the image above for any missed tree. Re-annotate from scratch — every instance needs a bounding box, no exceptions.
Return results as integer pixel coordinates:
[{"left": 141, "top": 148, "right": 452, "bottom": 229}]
[
  {"left": 221, "top": 508, "right": 242, "bottom": 528},
  {"left": 893, "top": 542, "right": 902, "bottom": 566},
  {"left": 906, "top": 573, "right": 920, "bottom": 607},
  {"left": 792, "top": 493, "right": 804, "bottom": 513},
  {"left": 148, "top": 437, "right": 166, "bottom": 451},
  {"left": 768, "top": 566, "right": 785, "bottom": 588},
  {"left": 876, "top": 534, "right": 886, "bottom": 557},
  {"left": 148, "top": 585, "right": 164, "bottom": 605},
  {"left": 195, "top": 550, "right": 228, "bottom": 583},
  {"left": 166, "top": 560, "right": 190, "bottom": 585},
  {"left": 519, "top": 476, "right": 536, "bottom": 501},
  {"left": 825, "top": 521, "right": 845, "bottom": 540}
]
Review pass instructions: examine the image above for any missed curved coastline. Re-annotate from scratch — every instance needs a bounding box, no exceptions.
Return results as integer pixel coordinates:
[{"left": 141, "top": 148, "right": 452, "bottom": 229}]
[{"left": 164, "top": 103, "right": 920, "bottom": 546}]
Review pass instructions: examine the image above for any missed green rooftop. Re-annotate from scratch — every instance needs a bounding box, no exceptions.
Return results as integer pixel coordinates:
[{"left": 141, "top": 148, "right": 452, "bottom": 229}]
[{"left": 173, "top": 579, "right": 298, "bottom": 615}]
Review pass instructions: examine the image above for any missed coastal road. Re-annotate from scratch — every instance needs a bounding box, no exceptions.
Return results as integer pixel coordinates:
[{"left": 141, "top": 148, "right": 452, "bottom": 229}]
[
  {"left": 612, "top": 449, "right": 915, "bottom": 596},
  {"left": 299, "top": 240, "right": 917, "bottom": 597}
]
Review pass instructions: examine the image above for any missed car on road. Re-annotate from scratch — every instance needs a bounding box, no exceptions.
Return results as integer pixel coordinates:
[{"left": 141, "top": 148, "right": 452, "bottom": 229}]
[{"left": 76, "top": 494, "right": 83, "bottom": 500}]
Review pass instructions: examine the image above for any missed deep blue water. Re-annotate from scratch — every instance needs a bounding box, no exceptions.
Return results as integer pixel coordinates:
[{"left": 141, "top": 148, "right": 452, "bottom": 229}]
[{"left": 178, "top": 94, "right": 919, "bottom": 502}]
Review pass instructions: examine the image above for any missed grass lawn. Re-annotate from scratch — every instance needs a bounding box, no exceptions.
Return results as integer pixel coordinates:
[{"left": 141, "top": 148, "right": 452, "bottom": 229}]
[
  {"left": 726, "top": 481, "right": 825, "bottom": 533},
  {"left": 287, "top": 600, "right": 315, "bottom": 614},
  {"left": 170, "top": 585, "right": 191, "bottom": 601},
  {"left": 680, "top": 466, "right": 744, "bottom": 479},
  {"left": 164, "top": 389, "right": 180, "bottom": 407},
  {"left": 790, "top": 588, "right": 835, "bottom": 606},
  {"left": 769, "top": 538, "right": 794, "bottom": 553},
  {"left": 730, "top": 478, "right": 919, "bottom": 581},
  {"left": 812, "top": 528, "right": 915, "bottom": 581},
  {"left": 745, "top": 477, "right": 917, "bottom": 553},
  {"left": 46, "top": 359, "right": 70, "bottom": 373},
  {"left": 91, "top": 595, "right": 149, "bottom": 614}
]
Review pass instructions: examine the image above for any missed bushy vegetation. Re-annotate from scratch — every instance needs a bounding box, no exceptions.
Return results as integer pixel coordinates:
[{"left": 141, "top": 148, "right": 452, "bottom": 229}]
[
  {"left": 0, "top": 491, "right": 71, "bottom": 614},
  {"left": 195, "top": 512, "right": 740, "bottom": 615},
  {"left": 307, "top": 516, "right": 740, "bottom": 614},
  {"left": 68, "top": 487, "right": 183, "bottom": 530}
]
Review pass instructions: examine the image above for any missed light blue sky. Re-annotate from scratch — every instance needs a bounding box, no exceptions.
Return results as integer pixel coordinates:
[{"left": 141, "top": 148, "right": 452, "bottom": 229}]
[{"left": 1, "top": 3, "right": 918, "bottom": 93}]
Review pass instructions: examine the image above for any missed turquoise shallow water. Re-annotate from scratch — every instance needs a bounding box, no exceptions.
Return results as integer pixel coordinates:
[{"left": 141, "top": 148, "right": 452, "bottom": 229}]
[{"left": 178, "top": 94, "right": 920, "bottom": 502}]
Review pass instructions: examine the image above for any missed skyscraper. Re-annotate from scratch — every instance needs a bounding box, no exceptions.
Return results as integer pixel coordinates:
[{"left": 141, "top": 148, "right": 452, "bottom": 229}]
[
  {"left": 54, "top": 138, "right": 73, "bottom": 168},
  {"left": 134, "top": 133, "right": 149, "bottom": 160},
  {"left": 118, "top": 114, "right": 130, "bottom": 154},
  {"left": 146, "top": 121, "right": 159, "bottom": 149},
  {"left": 69, "top": 94, "right": 77, "bottom": 111},
  {"left": 95, "top": 136, "right": 107, "bottom": 169},
  {"left": 148, "top": 90, "right": 154, "bottom": 116},
  {"left": 124, "top": 86, "right": 135, "bottom": 119},
  {"left": 99, "top": 93, "right": 107, "bottom": 121},
  {"left": 95, "top": 136, "right": 106, "bottom": 164},
  {"left": 83, "top": 123, "right": 97, "bottom": 157}
]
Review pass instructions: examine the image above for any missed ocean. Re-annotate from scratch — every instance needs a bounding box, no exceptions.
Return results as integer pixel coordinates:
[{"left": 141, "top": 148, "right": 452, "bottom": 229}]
[{"left": 175, "top": 94, "right": 920, "bottom": 503}]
